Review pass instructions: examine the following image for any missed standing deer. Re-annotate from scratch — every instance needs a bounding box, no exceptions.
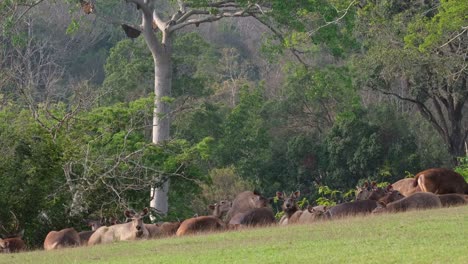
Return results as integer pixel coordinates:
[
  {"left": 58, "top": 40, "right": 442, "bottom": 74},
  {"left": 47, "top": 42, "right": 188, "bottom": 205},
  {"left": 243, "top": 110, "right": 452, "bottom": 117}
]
[
  {"left": 413, "top": 168, "right": 468, "bottom": 194},
  {"left": 176, "top": 200, "right": 232, "bottom": 236},
  {"left": 88, "top": 208, "right": 149, "bottom": 245}
]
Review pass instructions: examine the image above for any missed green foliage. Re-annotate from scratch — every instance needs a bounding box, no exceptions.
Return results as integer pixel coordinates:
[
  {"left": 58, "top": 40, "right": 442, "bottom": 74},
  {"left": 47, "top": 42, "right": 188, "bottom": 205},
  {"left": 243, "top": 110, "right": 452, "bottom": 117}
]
[
  {"left": 353, "top": 0, "right": 468, "bottom": 160},
  {"left": 191, "top": 167, "right": 255, "bottom": 215},
  {"left": 215, "top": 85, "right": 270, "bottom": 180},
  {"left": 324, "top": 106, "right": 422, "bottom": 189},
  {"left": 454, "top": 157, "right": 468, "bottom": 182},
  {"left": 315, "top": 185, "right": 339, "bottom": 206},
  {"left": 173, "top": 102, "right": 227, "bottom": 144},
  {"left": 102, "top": 38, "right": 153, "bottom": 104},
  {"left": 102, "top": 32, "right": 219, "bottom": 105},
  {"left": 405, "top": 0, "right": 468, "bottom": 51},
  {"left": 0, "top": 107, "right": 66, "bottom": 246},
  {"left": 0, "top": 96, "right": 214, "bottom": 246}
]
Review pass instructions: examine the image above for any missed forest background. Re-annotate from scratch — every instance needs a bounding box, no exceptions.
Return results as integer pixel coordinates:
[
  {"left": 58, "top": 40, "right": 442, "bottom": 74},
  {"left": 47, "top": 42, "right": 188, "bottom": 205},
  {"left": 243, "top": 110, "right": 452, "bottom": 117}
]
[{"left": 0, "top": 0, "right": 467, "bottom": 247}]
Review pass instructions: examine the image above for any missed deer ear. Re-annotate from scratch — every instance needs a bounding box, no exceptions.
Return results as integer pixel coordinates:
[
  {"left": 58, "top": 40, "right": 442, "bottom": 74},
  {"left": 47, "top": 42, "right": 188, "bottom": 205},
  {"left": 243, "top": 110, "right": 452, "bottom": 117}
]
[
  {"left": 386, "top": 184, "right": 393, "bottom": 191},
  {"left": 276, "top": 192, "right": 283, "bottom": 199},
  {"left": 124, "top": 210, "right": 135, "bottom": 218},
  {"left": 293, "top": 191, "right": 300, "bottom": 198},
  {"left": 208, "top": 204, "right": 215, "bottom": 210},
  {"left": 141, "top": 208, "right": 149, "bottom": 216},
  {"left": 363, "top": 181, "right": 369, "bottom": 188},
  {"left": 307, "top": 205, "right": 314, "bottom": 213},
  {"left": 253, "top": 189, "right": 261, "bottom": 196}
]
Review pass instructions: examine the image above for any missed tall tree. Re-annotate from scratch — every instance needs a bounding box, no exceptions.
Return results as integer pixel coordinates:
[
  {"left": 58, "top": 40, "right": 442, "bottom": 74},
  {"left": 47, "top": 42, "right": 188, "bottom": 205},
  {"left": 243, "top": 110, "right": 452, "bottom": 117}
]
[
  {"left": 117, "top": 0, "right": 268, "bottom": 215},
  {"left": 3, "top": 0, "right": 358, "bottom": 215},
  {"left": 353, "top": 0, "right": 468, "bottom": 163}
]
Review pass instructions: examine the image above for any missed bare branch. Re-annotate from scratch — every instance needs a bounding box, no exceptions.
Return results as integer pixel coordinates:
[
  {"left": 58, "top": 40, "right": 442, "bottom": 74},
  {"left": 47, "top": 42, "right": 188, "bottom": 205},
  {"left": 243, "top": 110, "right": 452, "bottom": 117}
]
[
  {"left": 439, "top": 26, "right": 468, "bottom": 49},
  {"left": 250, "top": 14, "right": 309, "bottom": 68},
  {"left": 307, "top": 0, "right": 356, "bottom": 36}
]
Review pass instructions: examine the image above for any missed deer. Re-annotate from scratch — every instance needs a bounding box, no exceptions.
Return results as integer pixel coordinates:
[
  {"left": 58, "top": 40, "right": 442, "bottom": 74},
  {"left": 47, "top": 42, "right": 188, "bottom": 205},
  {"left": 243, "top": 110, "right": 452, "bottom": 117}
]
[
  {"left": 43, "top": 228, "right": 81, "bottom": 250},
  {"left": 0, "top": 212, "right": 26, "bottom": 253},
  {"left": 176, "top": 200, "right": 232, "bottom": 236},
  {"left": 372, "top": 192, "right": 442, "bottom": 213},
  {"left": 355, "top": 181, "right": 379, "bottom": 200},
  {"left": 412, "top": 168, "right": 468, "bottom": 194},
  {"left": 293, "top": 205, "right": 330, "bottom": 223},
  {"left": 88, "top": 208, "right": 149, "bottom": 245},
  {"left": 228, "top": 207, "right": 276, "bottom": 228},
  {"left": 437, "top": 193, "right": 467, "bottom": 207},
  {"left": 391, "top": 178, "right": 421, "bottom": 196},
  {"left": 78, "top": 219, "right": 105, "bottom": 246},
  {"left": 276, "top": 191, "right": 301, "bottom": 225},
  {"left": 325, "top": 199, "right": 379, "bottom": 219},
  {"left": 225, "top": 190, "right": 270, "bottom": 223}
]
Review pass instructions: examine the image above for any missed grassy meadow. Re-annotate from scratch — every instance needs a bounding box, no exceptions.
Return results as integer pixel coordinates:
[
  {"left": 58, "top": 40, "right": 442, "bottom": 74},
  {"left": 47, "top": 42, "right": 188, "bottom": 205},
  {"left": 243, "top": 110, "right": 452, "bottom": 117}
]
[{"left": 1, "top": 206, "right": 467, "bottom": 264}]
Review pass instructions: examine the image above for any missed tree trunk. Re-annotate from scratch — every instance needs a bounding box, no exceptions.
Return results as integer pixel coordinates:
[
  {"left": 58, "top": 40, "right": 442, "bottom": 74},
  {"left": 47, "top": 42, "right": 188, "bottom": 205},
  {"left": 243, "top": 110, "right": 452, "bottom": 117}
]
[{"left": 149, "top": 38, "right": 173, "bottom": 217}]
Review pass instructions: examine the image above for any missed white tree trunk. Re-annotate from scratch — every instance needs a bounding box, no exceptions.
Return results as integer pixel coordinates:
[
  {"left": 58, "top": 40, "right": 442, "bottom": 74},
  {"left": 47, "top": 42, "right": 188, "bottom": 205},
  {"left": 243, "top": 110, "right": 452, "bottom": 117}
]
[{"left": 149, "top": 39, "right": 173, "bottom": 218}]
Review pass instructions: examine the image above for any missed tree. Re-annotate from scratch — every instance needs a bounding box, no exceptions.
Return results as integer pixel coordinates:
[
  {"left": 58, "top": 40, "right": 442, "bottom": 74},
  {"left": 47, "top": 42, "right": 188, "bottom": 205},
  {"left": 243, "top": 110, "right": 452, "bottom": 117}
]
[
  {"left": 3, "top": 0, "right": 360, "bottom": 215},
  {"left": 353, "top": 0, "right": 468, "bottom": 163}
]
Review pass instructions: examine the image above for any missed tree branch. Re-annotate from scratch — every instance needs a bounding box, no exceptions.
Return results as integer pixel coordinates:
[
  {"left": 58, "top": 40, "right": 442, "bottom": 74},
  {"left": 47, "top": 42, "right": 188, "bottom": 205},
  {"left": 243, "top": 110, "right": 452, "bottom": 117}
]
[
  {"left": 307, "top": 0, "right": 356, "bottom": 36},
  {"left": 126, "top": 0, "right": 162, "bottom": 55},
  {"left": 377, "top": 88, "right": 447, "bottom": 139},
  {"left": 250, "top": 14, "right": 309, "bottom": 68}
]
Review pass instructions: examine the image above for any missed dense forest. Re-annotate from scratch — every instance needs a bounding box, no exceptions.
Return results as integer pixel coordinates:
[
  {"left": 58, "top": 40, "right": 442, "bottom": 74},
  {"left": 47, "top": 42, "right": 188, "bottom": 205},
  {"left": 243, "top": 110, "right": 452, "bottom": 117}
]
[{"left": 0, "top": 0, "right": 467, "bottom": 247}]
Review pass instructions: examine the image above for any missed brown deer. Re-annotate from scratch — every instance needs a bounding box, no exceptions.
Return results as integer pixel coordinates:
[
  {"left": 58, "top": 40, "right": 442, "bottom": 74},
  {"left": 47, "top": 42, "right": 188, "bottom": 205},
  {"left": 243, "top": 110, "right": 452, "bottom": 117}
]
[
  {"left": 378, "top": 189, "right": 405, "bottom": 205},
  {"left": 228, "top": 207, "right": 276, "bottom": 228},
  {"left": 88, "top": 208, "right": 149, "bottom": 245},
  {"left": 372, "top": 192, "right": 442, "bottom": 213},
  {"left": 276, "top": 191, "right": 300, "bottom": 225},
  {"left": 413, "top": 168, "right": 468, "bottom": 194},
  {"left": 78, "top": 219, "right": 104, "bottom": 246},
  {"left": 225, "top": 191, "right": 270, "bottom": 223},
  {"left": 325, "top": 200, "right": 379, "bottom": 219},
  {"left": 0, "top": 230, "right": 25, "bottom": 253},
  {"left": 0, "top": 212, "right": 26, "bottom": 253},
  {"left": 44, "top": 228, "right": 81, "bottom": 250},
  {"left": 355, "top": 181, "right": 378, "bottom": 200},
  {"left": 145, "top": 221, "right": 181, "bottom": 239},
  {"left": 159, "top": 222, "right": 181, "bottom": 236},
  {"left": 293, "top": 205, "right": 329, "bottom": 223},
  {"left": 356, "top": 183, "right": 403, "bottom": 201},
  {"left": 392, "top": 178, "right": 421, "bottom": 196},
  {"left": 176, "top": 200, "right": 231, "bottom": 236},
  {"left": 437, "top": 194, "right": 467, "bottom": 207}
]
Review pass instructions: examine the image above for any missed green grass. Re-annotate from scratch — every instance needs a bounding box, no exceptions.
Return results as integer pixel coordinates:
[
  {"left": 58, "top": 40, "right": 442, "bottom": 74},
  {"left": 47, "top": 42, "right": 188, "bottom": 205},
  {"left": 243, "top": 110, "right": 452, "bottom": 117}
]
[{"left": 2, "top": 206, "right": 467, "bottom": 264}]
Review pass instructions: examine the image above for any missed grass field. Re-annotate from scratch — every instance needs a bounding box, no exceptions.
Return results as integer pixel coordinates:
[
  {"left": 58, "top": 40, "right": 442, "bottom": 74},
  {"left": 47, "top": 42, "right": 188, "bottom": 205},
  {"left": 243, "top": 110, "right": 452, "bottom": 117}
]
[{"left": 1, "top": 206, "right": 467, "bottom": 264}]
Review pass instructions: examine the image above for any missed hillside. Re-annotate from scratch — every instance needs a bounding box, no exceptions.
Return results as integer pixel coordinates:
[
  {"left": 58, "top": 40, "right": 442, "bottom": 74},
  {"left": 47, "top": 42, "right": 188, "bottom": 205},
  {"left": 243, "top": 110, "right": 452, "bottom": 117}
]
[{"left": 2, "top": 206, "right": 467, "bottom": 264}]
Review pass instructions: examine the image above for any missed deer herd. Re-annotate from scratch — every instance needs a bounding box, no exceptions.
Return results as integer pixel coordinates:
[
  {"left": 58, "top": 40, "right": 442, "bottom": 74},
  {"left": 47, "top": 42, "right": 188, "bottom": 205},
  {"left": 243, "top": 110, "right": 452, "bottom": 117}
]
[{"left": 1, "top": 168, "right": 467, "bottom": 254}]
